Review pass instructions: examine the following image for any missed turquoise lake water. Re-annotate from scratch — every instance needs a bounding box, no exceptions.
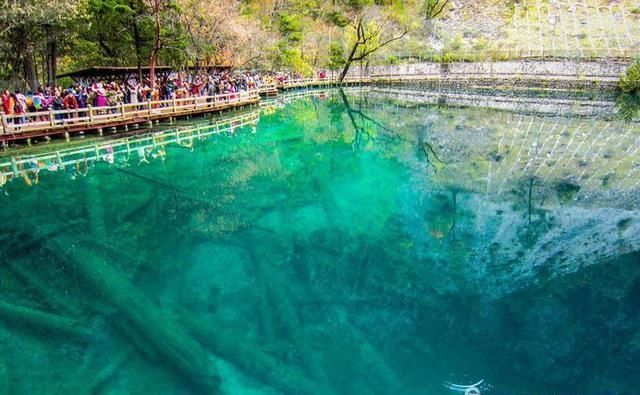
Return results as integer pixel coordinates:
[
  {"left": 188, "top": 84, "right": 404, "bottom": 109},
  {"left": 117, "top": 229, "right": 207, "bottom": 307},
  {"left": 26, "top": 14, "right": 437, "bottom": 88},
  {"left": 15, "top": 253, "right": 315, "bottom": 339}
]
[{"left": 0, "top": 88, "right": 639, "bottom": 394}]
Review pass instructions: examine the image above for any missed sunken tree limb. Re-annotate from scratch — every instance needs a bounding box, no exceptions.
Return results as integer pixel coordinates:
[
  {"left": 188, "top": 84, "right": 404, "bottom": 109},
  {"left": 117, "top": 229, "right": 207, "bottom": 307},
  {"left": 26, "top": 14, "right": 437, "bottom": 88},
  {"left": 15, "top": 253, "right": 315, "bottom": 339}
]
[{"left": 47, "top": 236, "right": 221, "bottom": 393}]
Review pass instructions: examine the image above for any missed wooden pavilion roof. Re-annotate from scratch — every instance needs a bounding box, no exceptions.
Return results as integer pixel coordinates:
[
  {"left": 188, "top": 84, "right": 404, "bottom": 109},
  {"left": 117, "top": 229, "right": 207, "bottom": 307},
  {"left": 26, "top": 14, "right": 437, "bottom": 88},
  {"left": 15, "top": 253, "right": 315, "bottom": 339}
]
[
  {"left": 57, "top": 66, "right": 174, "bottom": 81},
  {"left": 57, "top": 65, "right": 233, "bottom": 82}
]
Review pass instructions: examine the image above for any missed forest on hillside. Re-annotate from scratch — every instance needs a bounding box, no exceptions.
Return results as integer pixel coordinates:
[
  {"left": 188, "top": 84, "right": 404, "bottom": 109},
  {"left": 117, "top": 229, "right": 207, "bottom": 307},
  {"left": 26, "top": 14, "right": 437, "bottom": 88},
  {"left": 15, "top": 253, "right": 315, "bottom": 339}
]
[{"left": 0, "top": 0, "right": 515, "bottom": 88}]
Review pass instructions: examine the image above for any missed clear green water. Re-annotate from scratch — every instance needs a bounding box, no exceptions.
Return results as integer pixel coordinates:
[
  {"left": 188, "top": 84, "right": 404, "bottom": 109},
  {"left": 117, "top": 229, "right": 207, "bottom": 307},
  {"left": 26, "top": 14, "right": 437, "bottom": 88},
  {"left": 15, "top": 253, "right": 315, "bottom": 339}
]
[{"left": 0, "top": 88, "right": 639, "bottom": 394}]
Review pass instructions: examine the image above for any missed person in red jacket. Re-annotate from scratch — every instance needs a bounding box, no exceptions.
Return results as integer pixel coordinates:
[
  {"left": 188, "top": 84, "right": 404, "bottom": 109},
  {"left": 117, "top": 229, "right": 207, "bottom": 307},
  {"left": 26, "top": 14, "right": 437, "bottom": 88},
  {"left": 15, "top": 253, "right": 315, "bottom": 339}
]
[
  {"left": 1, "top": 89, "right": 13, "bottom": 127},
  {"left": 63, "top": 89, "right": 79, "bottom": 121},
  {"left": 2, "top": 90, "right": 12, "bottom": 114}
]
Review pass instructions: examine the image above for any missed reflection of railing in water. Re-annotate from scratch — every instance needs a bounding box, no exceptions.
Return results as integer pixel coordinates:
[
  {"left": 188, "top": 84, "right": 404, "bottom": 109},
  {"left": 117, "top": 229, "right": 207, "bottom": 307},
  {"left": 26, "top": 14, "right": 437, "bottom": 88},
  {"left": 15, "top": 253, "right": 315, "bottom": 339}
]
[
  {"left": 0, "top": 111, "right": 260, "bottom": 182},
  {"left": 261, "top": 89, "right": 332, "bottom": 108}
]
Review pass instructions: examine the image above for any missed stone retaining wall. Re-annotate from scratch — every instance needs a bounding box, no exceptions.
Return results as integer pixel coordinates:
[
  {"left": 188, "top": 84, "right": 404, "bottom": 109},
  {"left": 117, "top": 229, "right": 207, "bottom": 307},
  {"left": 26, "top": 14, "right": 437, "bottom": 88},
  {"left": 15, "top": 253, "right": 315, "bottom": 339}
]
[{"left": 346, "top": 60, "right": 630, "bottom": 89}]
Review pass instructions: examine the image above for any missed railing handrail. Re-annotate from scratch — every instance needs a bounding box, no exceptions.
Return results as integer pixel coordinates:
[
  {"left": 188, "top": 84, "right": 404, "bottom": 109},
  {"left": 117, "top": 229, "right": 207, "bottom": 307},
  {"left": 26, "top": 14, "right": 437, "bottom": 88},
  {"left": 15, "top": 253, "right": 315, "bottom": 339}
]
[{"left": 1, "top": 89, "right": 261, "bottom": 135}]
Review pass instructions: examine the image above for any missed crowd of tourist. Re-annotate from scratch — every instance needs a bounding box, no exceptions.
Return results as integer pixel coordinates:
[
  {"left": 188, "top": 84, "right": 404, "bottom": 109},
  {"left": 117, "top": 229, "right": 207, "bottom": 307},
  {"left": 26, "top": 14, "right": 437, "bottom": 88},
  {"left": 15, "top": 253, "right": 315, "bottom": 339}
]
[{"left": 1, "top": 70, "right": 302, "bottom": 123}]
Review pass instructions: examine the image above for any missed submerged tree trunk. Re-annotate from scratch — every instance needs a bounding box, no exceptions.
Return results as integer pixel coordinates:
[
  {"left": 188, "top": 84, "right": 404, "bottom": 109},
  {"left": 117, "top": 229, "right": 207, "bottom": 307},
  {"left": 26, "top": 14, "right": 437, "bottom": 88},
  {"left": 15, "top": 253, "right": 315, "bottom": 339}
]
[
  {"left": 0, "top": 301, "right": 92, "bottom": 339},
  {"left": 0, "top": 350, "right": 8, "bottom": 395},
  {"left": 47, "top": 236, "right": 221, "bottom": 392}
]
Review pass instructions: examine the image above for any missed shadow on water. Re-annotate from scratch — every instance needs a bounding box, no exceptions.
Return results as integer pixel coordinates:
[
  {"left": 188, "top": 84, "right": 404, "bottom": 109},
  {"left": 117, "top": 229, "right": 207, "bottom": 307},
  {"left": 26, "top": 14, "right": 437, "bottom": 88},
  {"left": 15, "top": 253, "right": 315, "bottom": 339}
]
[{"left": 0, "top": 87, "right": 639, "bottom": 394}]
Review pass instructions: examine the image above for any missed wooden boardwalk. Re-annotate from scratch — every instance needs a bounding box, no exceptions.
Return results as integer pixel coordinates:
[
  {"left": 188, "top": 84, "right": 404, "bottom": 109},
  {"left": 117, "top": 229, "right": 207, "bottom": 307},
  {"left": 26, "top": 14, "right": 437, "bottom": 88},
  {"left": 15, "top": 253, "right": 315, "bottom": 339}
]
[
  {"left": 0, "top": 79, "right": 365, "bottom": 143},
  {"left": 1, "top": 91, "right": 261, "bottom": 144}
]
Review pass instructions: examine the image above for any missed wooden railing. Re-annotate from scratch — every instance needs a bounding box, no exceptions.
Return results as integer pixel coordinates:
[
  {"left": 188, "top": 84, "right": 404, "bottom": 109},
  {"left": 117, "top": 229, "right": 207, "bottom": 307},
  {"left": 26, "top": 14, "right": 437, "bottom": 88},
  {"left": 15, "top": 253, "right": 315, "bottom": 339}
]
[
  {"left": 277, "top": 76, "right": 371, "bottom": 89},
  {"left": 0, "top": 90, "right": 260, "bottom": 136},
  {"left": 258, "top": 83, "right": 278, "bottom": 94}
]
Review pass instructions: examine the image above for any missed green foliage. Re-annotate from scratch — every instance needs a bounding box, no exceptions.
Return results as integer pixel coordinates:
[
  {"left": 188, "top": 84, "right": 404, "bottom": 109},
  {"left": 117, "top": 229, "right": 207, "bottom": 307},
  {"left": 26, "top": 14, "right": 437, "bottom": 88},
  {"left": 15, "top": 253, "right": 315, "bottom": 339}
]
[
  {"left": 325, "top": 10, "right": 349, "bottom": 27},
  {"left": 473, "top": 36, "right": 489, "bottom": 51},
  {"left": 421, "top": 0, "right": 449, "bottom": 20},
  {"left": 272, "top": 41, "right": 313, "bottom": 75},
  {"left": 386, "top": 55, "right": 399, "bottom": 65},
  {"left": 341, "top": 0, "right": 374, "bottom": 11},
  {"left": 327, "top": 42, "right": 346, "bottom": 70},
  {"left": 448, "top": 34, "right": 463, "bottom": 51},
  {"left": 619, "top": 60, "right": 640, "bottom": 94},
  {"left": 615, "top": 93, "right": 640, "bottom": 122},
  {"left": 277, "top": 12, "right": 304, "bottom": 42},
  {"left": 442, "top": 52, "right": 455, "bottom": 63}
]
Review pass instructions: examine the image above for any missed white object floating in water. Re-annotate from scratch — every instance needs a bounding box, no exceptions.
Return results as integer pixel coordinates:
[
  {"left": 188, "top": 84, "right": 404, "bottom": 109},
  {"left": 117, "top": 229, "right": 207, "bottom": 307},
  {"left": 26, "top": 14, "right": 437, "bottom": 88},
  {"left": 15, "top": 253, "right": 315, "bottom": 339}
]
[{"left": 443, "top": 379, "right": 484, "bottom": 393}]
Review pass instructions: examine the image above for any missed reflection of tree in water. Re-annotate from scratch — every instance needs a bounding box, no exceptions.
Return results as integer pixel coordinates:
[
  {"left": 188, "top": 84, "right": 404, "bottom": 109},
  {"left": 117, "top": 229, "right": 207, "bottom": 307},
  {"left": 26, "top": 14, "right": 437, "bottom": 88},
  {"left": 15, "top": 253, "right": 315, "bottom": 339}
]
[{"left": 339, "top": 88, "right": 444, "bottom": 176}]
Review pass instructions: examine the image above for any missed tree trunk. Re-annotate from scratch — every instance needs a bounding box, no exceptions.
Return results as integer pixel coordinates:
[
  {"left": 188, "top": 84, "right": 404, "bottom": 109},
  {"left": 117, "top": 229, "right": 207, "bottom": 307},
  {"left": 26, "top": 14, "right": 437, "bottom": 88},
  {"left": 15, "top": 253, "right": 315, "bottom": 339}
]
[
  {"left": 23, "top": 49, "right": 38, "bottom": 91},
  {"left": 133, "top": 22, "right": 143, "bottom": 83},
  {"left": 149, "top": 6, "right": 162, "bottom": 89},
  {"left": 339, "top": 60, "right": 354, "bottom": 82},
  {"left": 46, "top": 25, "right": 58, "bottom": 86}
]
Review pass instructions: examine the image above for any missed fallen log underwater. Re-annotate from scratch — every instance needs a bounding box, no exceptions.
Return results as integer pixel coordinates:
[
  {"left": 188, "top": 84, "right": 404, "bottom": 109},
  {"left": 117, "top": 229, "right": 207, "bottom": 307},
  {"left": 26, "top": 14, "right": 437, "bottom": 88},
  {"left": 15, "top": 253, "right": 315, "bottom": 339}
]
[
  {"left": 8, "top": 259, "right": 84, "bottom": 317},
  {"left": 0, "top": 301, "right": 92, "bottom": 340},
  {"left": 46, "top": 235, "right": 222, "bottom": 393},
  {"left": 178, "top": 308, "right": 334, "bottom": 395},
  {"left": 3, "top": 220, "right": 405, "bottom": 395},
  {"left": 83, "top": 346, "right": 134, "bottom": 395},
  {"left": 244, "top": 239, "right": 335, "bottom": 393},
  {"left": 43, "top": 234, "right": 338, "bottom": 395},
  {"left": 0, "top": 349, "right": 8, "bottom": 395},
  {"left": 4, "top": 230, "right": 328, "bottom": 394}
]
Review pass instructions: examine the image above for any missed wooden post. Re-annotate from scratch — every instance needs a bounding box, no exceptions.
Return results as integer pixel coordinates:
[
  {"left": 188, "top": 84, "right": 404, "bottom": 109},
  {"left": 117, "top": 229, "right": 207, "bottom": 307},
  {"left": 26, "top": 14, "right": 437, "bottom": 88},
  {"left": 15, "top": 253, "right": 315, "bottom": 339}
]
[
  {"left": 120, "top": 103, "right": 126, "bottom": 120},
  {"left": 64, "top": 132, "right": 70, "bottom": 142},
  {"left": 49, "top": 109, "right": 55, "bottom": 127},
  {"left": 88, "top": 106, "right": 94, "bottom": 124},
  {"left": 173, "top": 97, "right": 177, "bottom": 114},
  {"left": 147, "top": 100, "right": 152, "bottom": 117}
]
